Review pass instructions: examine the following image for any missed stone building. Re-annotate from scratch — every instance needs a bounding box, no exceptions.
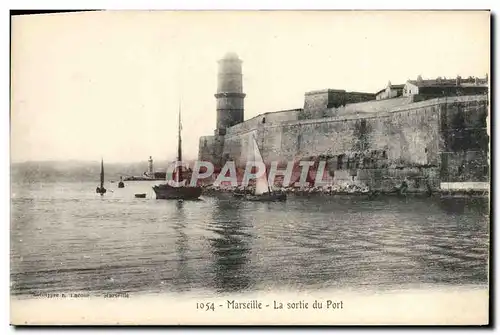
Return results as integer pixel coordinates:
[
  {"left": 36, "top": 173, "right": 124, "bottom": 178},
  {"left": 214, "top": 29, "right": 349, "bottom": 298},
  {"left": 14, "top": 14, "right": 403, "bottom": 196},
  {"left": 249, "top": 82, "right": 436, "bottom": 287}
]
[
  {"left": 300, "top": 89, "right": 376, "bottom": 119},
  {"left": 214, "top": 52, "right": 246, "bottom": 136},
  {"left": 403, "top": 75, "right": 488, "bottom": 100},
  {"left": 199, "top": 54, "right": 489, "bottom": 192},
  {"left": 375, "top": 81, "right": 404, "bottom": 100}
]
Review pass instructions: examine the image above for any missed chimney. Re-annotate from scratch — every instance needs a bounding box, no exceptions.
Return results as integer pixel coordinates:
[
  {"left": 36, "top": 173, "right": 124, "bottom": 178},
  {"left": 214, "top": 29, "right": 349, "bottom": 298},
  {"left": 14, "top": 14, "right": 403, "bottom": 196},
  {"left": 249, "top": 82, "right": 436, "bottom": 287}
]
[
  {"left": 456, "top": 75, "right": 461, "bottom": 86},
  {"left": 474, "top": 77, "right": 479, "bottom": 85}
]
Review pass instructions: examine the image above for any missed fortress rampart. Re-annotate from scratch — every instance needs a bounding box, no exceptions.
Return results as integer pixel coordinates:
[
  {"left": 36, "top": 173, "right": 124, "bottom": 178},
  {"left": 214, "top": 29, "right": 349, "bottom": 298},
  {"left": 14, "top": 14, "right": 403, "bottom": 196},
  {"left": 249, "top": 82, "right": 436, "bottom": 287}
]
[
  {"left": 198, "top": 54, "right": 489, "bottom": 192},
  {"left": 200, "top": 95, "right": 488, "bottom": 192}
]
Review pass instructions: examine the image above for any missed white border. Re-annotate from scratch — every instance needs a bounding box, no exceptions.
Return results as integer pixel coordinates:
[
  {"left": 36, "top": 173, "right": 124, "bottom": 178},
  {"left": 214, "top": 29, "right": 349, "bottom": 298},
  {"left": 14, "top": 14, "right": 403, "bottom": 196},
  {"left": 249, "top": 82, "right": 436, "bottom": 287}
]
[
  {"left": 2, "top": 1, "right": 497, "bottom": 334},
  {"left": 2, "top": 0, "right": 499, "bottom": 10}
]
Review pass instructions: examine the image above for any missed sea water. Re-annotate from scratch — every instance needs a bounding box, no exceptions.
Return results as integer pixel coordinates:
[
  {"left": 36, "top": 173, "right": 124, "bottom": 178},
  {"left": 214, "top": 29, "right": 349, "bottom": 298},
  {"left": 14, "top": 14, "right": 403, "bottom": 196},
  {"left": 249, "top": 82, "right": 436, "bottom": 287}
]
[{"left": 10, "top": 180, "right": 489, "bottom": 297}]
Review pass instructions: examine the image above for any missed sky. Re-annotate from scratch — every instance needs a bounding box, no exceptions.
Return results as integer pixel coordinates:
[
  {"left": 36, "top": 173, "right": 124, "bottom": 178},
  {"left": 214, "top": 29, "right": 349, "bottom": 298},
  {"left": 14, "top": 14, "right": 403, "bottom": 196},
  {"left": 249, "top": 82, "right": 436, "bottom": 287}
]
[{"left": 11, "top": 10, "right": 490, "bottom": 163}]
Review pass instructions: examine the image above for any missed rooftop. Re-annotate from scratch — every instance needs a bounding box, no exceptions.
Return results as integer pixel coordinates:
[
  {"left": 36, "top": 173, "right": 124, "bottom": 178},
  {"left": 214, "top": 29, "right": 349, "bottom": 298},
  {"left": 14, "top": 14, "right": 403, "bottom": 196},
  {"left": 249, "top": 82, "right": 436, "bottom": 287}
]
[
  {"left": 408, "top": 76, "right": 488, "bottom": 88},
  {"left": 305, "top": 89, "right": 375, "bottom": 96},
  {"left": 375, "top": 84, "right": 404, "bottom": 95}
]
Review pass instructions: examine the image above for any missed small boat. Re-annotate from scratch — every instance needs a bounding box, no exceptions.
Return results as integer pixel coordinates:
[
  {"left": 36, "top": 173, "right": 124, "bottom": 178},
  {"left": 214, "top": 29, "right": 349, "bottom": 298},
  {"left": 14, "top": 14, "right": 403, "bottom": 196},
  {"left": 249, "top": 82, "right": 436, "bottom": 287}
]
[
  {"left": 135, "top": 193, "right": 147, "bottom": 198},
  {"left": 232, "top": 191, "right": 246, "bottom": 198},
  {"left": 245, "top": 192, "right": 287, "bottom": 202},
  {"left": 152, "top": 102, "right": 202, "bottom": 200},
  {"left": 96, "top": 158, "right": 107, "bottom": 195},
  {"left": 153, "top": 183, "right": 202, "bottom": 200},
  {"left": 234, "top": 133, "right": 286, "bottom": 202},
  {"left": 232, "top": 188, "right": 253, "bottom": 198},
  {"left": 118, "top": 176, "right": 125, "bottom": 188}
]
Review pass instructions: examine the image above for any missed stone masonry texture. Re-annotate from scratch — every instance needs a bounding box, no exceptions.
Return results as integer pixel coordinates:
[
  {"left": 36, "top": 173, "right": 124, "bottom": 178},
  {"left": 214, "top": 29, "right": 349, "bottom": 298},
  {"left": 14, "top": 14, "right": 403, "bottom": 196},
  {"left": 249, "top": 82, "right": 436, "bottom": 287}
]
[{"left": 199, "top": 94, "right": 489, "bottom": 192}]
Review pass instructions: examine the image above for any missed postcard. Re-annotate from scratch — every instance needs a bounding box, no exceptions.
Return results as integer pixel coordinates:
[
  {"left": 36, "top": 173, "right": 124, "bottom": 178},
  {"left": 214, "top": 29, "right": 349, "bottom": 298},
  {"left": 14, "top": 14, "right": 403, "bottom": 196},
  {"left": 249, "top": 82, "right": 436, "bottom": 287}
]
[{"left": 10, "top": 10, "right": 490, "bottom": 325}]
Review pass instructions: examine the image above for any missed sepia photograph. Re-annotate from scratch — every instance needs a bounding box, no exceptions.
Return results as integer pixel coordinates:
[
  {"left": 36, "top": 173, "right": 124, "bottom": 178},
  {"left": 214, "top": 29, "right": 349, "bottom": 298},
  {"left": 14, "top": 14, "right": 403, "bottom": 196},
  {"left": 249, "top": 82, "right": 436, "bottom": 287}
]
[{"left": 9, "top": 10, "right": 490, "bottom": 325}]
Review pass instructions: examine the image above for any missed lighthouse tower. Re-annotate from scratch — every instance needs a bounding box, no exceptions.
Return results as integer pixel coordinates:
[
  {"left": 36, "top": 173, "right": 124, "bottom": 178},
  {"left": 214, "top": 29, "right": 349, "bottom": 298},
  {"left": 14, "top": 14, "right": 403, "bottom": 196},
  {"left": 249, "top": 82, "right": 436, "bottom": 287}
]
[
  {"left": 214, "top": 52, "right": 246, "bottom": 135},
  {"left": 147, "top": 156, "right": 154, "bottom": 176}
]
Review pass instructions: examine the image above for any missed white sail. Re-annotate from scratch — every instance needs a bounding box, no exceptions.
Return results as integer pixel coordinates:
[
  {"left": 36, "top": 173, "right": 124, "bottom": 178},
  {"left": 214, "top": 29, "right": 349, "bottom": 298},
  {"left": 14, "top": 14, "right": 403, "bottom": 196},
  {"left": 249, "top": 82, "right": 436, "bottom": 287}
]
[{"left": 249, "top": 133, "right": 270, "bottom": 195}]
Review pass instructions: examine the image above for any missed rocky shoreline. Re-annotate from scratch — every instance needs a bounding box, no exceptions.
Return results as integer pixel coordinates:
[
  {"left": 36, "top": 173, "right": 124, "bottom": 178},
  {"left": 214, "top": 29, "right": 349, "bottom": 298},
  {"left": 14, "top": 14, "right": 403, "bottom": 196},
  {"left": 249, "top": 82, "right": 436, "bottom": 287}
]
[
  {"left": 202, "top": 184, "right": 489, "bottom": 198},
  {"left": 201, "top": 183, "right": 489, "bottom": 198}
]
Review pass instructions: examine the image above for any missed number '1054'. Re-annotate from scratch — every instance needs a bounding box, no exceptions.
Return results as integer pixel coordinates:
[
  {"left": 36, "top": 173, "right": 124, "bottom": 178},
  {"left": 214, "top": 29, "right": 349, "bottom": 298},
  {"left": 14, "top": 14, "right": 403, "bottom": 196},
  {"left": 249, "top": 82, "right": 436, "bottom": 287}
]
[{"left": 196, "top": 302, "right": 215, "bottom": 311}]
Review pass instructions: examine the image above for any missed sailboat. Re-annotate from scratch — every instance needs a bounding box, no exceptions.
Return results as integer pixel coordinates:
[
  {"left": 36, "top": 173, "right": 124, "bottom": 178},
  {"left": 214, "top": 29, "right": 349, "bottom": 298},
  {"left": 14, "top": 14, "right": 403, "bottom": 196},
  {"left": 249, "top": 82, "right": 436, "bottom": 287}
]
[
  {"left": 96, "top": 158, "right": 107, "bottom": 195},
  {"left": 236, "top": 133, "right": 286, "bottom": 202},
  {"left": 152, "top": 103, "right": 202, "bottom": 200},
  {"left": 118, "top": 176, "right": 125, "bottom": 188}
]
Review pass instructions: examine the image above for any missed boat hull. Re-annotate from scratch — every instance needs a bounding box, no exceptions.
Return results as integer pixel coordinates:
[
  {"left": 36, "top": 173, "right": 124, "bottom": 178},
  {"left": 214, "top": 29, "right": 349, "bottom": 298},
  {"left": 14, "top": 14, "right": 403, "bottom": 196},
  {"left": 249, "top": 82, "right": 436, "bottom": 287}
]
[
  {"left": 242, "top": 192, "right": 287, "bottom": 202},
  {"left": 232, "top": 190, "right": 253, "bottom": 198},
  {"left": 153, "top": 184, "right": 202, "bottom": 200}
]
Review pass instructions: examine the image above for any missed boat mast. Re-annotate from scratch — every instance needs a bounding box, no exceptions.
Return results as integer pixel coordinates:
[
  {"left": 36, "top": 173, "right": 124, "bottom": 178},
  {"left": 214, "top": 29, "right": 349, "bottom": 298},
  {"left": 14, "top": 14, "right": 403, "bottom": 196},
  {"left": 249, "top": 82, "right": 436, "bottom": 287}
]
[
  {"left": 252, "top": 133, "right": 271, "bottom": 194},
  {"left": 259, "top": 134, "right": 271, "bottom": 193},
  {"left": 100, "top": 158, "right": 104, "bottom": 189},
  {"left": 261, "top": 141, "right": 271, "bottom": 193},
  {"left": 176, "top": 101, "right": 182, "bottom": 183}
]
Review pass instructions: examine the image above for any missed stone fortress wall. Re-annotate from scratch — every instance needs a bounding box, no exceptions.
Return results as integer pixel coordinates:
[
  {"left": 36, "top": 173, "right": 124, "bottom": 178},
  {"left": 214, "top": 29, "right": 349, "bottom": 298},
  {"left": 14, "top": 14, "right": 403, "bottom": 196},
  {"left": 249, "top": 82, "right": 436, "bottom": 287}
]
[{"left": 199, "top": 53, "right": 489, "bottom": 192}]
